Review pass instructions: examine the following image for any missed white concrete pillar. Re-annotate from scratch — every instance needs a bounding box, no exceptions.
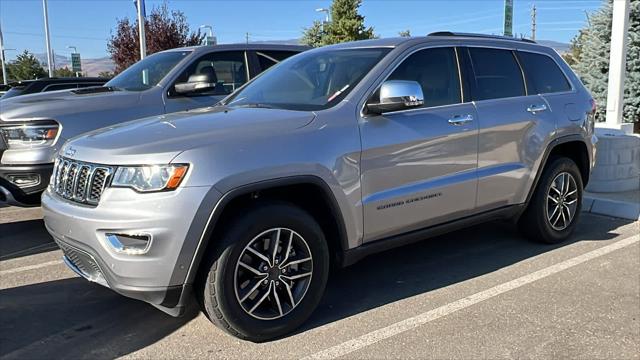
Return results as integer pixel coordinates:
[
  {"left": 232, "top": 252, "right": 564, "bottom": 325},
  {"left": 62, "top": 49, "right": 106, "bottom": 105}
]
[{"left": 604, "top": 0, "right": 631, "bottom": 129}]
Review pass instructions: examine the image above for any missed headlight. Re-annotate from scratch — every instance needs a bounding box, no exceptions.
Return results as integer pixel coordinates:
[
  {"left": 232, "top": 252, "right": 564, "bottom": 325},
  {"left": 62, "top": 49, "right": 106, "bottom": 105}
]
[
  {"left": 111, "top": 164, "right": 189, "bottom": 192},
  {"left": 0, "top": 121, "right": 60, "bottom": 149}
]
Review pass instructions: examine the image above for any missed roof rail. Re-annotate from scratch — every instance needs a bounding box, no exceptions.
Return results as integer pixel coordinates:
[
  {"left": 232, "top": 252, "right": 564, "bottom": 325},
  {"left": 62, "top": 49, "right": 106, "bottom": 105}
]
[{"left": 428, "top": 31, "right": 536, "bottom": 44}]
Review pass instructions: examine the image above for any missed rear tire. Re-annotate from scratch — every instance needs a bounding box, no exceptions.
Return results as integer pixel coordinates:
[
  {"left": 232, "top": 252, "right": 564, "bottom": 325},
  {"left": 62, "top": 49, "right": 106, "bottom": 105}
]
[
  {"left": 199, "top": 202, "right": 329, "bottom": 342},
  {"left": 519, "top": 156, "right": 583, "bottom": 244}
]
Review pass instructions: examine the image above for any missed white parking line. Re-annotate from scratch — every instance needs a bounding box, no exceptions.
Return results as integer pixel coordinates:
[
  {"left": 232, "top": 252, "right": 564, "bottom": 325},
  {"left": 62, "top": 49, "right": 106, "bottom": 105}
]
[
  {"left": 302, "top": 234, "right": 640, "bottom": 360},
  {"left": 0, "top": 260, "right": 63, "bottom": 276}
]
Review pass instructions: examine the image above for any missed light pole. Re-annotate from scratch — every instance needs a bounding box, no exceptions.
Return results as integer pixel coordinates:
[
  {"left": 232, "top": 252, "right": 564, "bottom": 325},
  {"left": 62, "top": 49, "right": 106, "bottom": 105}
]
[
  {"left": 315, "top": 8, "right": 330, "bottom": 23},
  {"left": 42, "top": 0, "right": 54, "bottom": 77},
  {"left": 0, "top": 23, "right": 7, "bottom": 85},
  {"left": 136, "top": 0, "right": 147, "bottom": 59},
  {"left": 67, "top": 45, "right": 77, "bottom": 54},
  {"left": 605, "top": 0, "right": 631, "bottom": 130}
]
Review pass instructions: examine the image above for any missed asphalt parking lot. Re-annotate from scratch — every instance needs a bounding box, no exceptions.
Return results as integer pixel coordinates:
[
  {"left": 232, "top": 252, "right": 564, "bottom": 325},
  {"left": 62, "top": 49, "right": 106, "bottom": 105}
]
[{"left": 1, "top": 204, "right": 638, "bottom": 359}]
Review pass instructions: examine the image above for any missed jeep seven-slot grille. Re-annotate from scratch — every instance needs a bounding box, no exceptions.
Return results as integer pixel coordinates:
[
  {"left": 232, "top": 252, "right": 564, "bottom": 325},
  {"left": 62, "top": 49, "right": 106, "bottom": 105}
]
[{"left": 52, "top": 157, "right": 113, "bottom": 205}]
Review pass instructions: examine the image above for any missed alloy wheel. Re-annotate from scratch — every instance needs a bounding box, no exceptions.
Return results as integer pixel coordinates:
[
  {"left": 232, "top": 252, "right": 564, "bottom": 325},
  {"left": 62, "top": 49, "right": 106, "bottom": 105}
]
[
  {"left": 234, "top": 228, "right": 313, "bottom": 320},
  {"left": 546, "top": 172, "right": 578, "bottom": 231}
]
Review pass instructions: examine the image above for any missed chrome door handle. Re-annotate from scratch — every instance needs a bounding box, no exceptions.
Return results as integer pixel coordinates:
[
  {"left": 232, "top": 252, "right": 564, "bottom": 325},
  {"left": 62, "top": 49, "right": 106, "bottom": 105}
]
[
  {"left": 448, "top": 114, "right": 474, "bottom": 125},
  {"left": 527, "top": 104, "right": 548, "bottom": 113}
]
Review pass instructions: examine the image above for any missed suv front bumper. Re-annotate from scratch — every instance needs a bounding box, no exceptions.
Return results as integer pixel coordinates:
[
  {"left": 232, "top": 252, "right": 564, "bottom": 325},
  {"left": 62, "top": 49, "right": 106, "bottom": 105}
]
[
  {"left": 0, "top": 163, "right": 53, "bottom": 205},
  {"left": 41, "top": 185, "right": 218, "bottom": 316}
]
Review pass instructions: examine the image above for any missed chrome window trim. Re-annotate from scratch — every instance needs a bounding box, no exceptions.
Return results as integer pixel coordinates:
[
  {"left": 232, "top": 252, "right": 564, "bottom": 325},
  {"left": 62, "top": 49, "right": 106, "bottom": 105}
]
[{"left": 359, "top": 44, "right": 468, "bottom": 118}]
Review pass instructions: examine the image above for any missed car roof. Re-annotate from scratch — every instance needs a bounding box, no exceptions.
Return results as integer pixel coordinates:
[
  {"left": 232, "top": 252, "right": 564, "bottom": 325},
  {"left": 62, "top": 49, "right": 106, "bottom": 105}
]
[
  {"left": 164, "top": 43, "right": 311, "bottom": 55},
  {"left": 308, "top": 32, "right": 547, "bottom": 52}
]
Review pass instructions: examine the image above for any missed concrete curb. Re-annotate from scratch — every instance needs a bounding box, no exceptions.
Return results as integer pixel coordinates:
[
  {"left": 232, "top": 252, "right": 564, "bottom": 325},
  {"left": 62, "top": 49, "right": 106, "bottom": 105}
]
[{"left": 582, "top": 194, "right": 640, "bottom": 221}]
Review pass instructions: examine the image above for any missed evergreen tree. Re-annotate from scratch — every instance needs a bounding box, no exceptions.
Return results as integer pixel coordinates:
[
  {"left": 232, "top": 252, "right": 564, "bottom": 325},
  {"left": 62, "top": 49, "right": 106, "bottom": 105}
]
[
  {"left": 301, "top": 20, "right": 327, "bottom": 48},
  {"left": 301, "top": 0, "right": 375, "bottom": 47},
  {"left": 7, "top": 50, "right": 47, "bottom": 81},
  {"left": 572, "top": 0, "right": 639, "bottom": 122},
  {"left": 399, "top": 30, "right": 411, "bottom": 37}
]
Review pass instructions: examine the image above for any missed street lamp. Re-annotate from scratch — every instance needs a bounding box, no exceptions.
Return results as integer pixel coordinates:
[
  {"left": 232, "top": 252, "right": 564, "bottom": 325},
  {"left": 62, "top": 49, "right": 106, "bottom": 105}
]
[
  {"left": 199, "top": 25, "right": 215, "bottom": 46},
  {"left": 67, "top": 45, "right": 77, "bottom": 54},
  {"left": 315, "top": 8, "right": 330, "bottom": 23}
]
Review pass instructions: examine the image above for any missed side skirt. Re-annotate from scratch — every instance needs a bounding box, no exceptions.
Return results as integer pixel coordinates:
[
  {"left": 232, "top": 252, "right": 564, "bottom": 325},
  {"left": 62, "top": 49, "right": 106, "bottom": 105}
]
[{"left": 340, "top": 204, "right": 526, "bottom": 267}]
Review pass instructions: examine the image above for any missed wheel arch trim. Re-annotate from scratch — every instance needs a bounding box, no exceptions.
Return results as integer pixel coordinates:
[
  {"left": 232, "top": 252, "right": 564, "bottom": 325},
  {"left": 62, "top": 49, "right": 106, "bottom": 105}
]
[
  {"left": 183, "top": 175, "right": 349, "bottom": 286},
  {"left": 525, "top": 134, "right": 591, "bottom": 205}
]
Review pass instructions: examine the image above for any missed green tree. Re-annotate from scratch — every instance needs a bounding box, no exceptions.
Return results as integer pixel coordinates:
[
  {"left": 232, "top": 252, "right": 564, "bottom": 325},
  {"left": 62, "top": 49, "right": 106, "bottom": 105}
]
[
  {"left": 301, "top": 0, "right": 376, "bottom": 47},
  {"left": 399, "top": 29, "right": 411, "bottom": 37},
  {"left": 6, "top": 50, "right": 47, "bottom": 81},
  {"left": 562, "top": 30, "right": 585, "bottom": 66},
  {"left": 572, "top": 0, "right": 639, "bottom": 122},
  {"left": 301, "top": 20, "right": 327, "bottom": 48},
  {"left": 54, "top": 66, "right": 77, "bottom": 78}
]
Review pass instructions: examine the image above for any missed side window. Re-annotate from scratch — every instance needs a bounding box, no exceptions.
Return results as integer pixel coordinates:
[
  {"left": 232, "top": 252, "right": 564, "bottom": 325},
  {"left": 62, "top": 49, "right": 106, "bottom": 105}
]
[
  {"left": 387, "top": 47, "right": 461, "bottom": 108},
  {"left": 173, "top": 51, "right": 247, "bottom": 96},
  {"left": 468, "top": 48, "right": 525, "bottom": 101},
  {"left": 256, "top": 51, "right": 300, "bottom": 71},
  {"left": 517, "top": 51, "right": 571, "bottom": 94},
  {"left": 43, "top": 83, "right": 78, "bottom": 92}
]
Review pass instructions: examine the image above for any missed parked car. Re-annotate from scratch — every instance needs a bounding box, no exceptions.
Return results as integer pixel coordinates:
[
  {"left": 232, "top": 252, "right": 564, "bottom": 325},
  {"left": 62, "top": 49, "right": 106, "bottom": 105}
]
[
  {"left": 0, "top": 77, "right": 108, "bottom": 99},
  {"left": 0, "top": 44, "right": 308, "bottom": 205},
  {"left": 42, "top": 33, "right": 596, "bottom": 341}
]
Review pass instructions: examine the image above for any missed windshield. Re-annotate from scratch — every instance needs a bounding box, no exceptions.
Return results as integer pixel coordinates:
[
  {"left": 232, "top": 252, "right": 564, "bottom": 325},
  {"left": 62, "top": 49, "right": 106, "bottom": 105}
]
[
  {"left": 106, "top": 50, "right": 191, "bottom": 91},
  {"left": 1, "top": 87, "right": 26, "bottom": 99},
  {"left": 225, "top": 48, "right": 391, "bottom": 111}
]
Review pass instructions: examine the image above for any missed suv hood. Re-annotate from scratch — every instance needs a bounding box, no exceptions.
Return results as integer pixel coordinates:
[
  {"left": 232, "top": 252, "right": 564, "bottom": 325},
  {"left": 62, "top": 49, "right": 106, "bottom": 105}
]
[
  {"left": 0, "top": 89, "right": 140, "bottom": 121},
  {"left": 61, "top": 106, "right": 316, "bottom": 165}
]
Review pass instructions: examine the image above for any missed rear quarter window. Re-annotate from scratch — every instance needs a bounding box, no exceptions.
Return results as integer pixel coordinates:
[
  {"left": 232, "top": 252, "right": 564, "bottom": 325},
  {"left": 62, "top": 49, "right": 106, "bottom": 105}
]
[{"left": 517, "top": 51, "right": 572, "bottom": 94}]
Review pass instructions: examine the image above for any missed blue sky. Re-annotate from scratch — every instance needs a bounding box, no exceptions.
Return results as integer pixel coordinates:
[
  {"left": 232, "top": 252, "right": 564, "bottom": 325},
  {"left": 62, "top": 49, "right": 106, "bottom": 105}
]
[{"left": 0, "top": 0, "right": 604, "bottom": 60}]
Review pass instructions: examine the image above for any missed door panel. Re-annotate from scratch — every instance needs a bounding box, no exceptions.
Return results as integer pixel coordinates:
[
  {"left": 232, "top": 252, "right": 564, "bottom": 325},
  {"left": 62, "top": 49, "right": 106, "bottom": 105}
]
[
  {"left": 360, "top": 103, "right": 479, "bottom": 242},
  {"left": 474, "top": 94, "right": 555, "bottom": 210}
]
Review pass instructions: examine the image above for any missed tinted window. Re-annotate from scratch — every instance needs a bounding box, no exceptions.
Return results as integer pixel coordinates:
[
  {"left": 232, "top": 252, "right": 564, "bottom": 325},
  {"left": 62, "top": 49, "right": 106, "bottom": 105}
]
[
  {"left": 106, "top": 50, "right": 191, "bottom": 91},
  {"left": 43, "top": 83, "right": 78, "bottom": 92},
  {"left": 257, "top": 52, "right": 277, "bottom": 71},
  {"left": 387, "top": 47, "right": 461, "bottom": 108},
  {"left": 174, "top": 51, "right": 247, "bottom": 96},
  {"left": 257, "top": 51, "right": 300, "bottom": 71},
  {"left": 468, "top": 48, "right": 525, "bottom": 100},
  {"left": 518, "top": 51, "right": 571, "bottom": 94}
]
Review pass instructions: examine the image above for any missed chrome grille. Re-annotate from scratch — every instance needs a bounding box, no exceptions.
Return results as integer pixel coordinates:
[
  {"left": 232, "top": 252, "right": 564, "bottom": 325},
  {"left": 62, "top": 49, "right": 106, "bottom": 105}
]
[{"left": 52, "top": 157, "right": 112, "bottom": 205}]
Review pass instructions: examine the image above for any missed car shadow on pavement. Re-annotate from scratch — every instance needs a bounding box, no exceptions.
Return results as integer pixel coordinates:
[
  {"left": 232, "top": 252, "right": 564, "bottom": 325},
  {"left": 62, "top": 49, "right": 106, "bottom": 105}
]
[
  {"left": 299, "top": 214, "right": 634, "bottom": 335},
  {"left": 0, "top": 219, "right": 57, "bottom": 261},
  {"left": 0, "top": 277, "right": 198, "bottom": 359}
]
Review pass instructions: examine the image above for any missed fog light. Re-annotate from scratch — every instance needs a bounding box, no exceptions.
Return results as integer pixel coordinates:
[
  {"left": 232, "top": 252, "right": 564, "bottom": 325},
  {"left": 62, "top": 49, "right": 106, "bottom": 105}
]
[
  {"left": 105, "top": 233, "right": 152, "bottom": 255},
  {"left": 6, "top": 174, "right": 40, "bottom": 188}
]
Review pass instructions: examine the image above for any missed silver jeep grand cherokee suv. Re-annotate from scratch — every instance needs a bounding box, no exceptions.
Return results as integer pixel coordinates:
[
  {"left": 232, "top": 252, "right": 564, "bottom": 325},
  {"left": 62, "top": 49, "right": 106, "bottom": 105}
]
[{"left": 42, "top": 32, "right": 597, "bottom": 341}]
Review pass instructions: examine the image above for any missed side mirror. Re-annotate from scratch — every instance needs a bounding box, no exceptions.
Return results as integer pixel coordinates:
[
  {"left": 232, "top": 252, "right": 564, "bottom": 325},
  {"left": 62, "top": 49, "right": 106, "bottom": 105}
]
[
  {"left": 366, "top": 80, "right": 424, "bottom": 115},
  {"left": 174, "top": 73, "right": 216, "bottom": 95}
]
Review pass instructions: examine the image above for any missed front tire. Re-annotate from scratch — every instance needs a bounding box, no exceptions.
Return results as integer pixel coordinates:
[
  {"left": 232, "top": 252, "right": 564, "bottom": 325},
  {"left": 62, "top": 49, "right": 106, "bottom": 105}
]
[
  {"left": 519, "top": 157, "right": 583, "bottom": 244},
  {"left": 200, "top": 202, "right": 329, "bottom": 341}
]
